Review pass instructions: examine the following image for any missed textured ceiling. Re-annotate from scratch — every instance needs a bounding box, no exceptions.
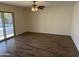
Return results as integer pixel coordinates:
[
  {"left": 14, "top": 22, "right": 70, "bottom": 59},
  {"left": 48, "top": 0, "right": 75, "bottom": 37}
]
[{"left": 0, "top": 1, "right": 76, "bottom": 7}]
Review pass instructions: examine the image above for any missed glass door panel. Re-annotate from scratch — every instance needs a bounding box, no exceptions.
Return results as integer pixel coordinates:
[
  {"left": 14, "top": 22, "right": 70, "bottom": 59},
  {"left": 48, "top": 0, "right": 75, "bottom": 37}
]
[
  {"left": 0, "top": 13, "right": 5, "bottom": 41},
  {"left": 4, "top": 13, "right": 14, "bottom": 38}
]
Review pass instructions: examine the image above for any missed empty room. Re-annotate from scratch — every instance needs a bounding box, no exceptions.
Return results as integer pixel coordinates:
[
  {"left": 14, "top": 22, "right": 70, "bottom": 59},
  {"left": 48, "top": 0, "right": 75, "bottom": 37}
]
[{"left": 0, "top": 1, "right": 79, "bottom": 57}]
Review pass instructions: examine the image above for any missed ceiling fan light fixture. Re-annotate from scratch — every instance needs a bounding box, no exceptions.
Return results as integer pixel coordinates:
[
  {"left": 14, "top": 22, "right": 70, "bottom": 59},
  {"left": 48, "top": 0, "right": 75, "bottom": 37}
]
[
  {"left": 32, "top": 4, "right": 38, "bottom": 12},
  {"left": 35, "top": 7, "right": 38, "bottom": 11},
  {"left": 32, "top": 7, "right": 35, "bottom": 11},
  {"left": 31, "top": 1, "right": 45, "bottom": 12}
]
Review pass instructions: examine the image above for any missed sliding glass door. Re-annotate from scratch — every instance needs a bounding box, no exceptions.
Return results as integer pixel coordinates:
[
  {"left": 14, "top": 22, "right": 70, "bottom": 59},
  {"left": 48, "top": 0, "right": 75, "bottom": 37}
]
[
  {"left": 0, "top": 12, "right": 15, "bottom": 41},
  {"left": 4, "top": 13, "right": 14, "bottom": 38},
  {"left": 0, "top": 13, "right": 5, "bottom": 40}
]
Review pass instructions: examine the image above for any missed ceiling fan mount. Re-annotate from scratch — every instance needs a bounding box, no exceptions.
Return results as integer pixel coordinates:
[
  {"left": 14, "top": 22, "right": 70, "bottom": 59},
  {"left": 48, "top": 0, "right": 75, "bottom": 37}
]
[{"left": 33, "top": 1, "right": 36, "bottom": 3}]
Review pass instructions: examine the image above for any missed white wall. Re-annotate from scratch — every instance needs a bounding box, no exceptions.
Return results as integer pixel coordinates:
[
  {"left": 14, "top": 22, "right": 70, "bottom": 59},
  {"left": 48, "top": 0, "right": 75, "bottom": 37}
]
[
  {"left": 0, "top": 4, "right": 28, "bottom": 35},
  {"left": 71, "top": 2, "right": 79, "bottom": 51},
  {"left": 28, "top": 6, "right": 73, "bottom": 35}
]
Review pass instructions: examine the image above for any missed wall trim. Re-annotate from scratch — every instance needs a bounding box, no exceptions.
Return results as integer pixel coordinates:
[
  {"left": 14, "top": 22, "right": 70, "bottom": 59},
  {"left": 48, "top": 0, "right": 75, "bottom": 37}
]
[
  {"left": 71, "top": 34, "right": 79, "bottom": 51},
  {"left": 28, "top": 31, "right": 70, "bottom": 36}
]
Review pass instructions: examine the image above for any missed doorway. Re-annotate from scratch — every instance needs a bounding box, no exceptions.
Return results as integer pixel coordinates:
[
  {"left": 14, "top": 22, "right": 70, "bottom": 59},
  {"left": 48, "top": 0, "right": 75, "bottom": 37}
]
[{"left": 0, "top": 12, "right": 15, "bottom": 41}]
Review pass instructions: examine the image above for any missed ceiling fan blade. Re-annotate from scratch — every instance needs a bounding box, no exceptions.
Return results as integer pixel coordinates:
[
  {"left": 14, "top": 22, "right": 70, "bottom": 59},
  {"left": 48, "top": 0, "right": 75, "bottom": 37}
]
[{"left": 38, "top": 6, "right": 45, "bottom": 9}]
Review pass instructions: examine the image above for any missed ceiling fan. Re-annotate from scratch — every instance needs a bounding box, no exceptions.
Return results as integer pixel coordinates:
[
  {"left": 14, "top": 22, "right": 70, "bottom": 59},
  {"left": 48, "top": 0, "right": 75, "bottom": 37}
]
[{"left": 32, "top": 1, "right": 45, "bottom": 12}]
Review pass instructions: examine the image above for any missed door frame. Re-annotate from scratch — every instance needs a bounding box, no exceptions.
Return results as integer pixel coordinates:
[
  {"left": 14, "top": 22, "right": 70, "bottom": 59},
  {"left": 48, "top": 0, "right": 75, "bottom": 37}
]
[{"left": 0, "top": 11, "right": 16, "bottom": 42}]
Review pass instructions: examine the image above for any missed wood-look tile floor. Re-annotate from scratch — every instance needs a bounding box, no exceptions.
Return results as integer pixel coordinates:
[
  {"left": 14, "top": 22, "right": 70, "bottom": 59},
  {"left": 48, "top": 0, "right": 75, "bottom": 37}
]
[{"left": 0, "top": 32, "right": 79, "bottom": 57}]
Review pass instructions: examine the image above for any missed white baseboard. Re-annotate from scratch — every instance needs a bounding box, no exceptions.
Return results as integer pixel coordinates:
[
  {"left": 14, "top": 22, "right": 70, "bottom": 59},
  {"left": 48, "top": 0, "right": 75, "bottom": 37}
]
[
  {"left": 71, "top": 34, "right": 79, "bottom": 51},
  {"left": 28, "top": 31, "right": 70, "bottom": 36}
]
